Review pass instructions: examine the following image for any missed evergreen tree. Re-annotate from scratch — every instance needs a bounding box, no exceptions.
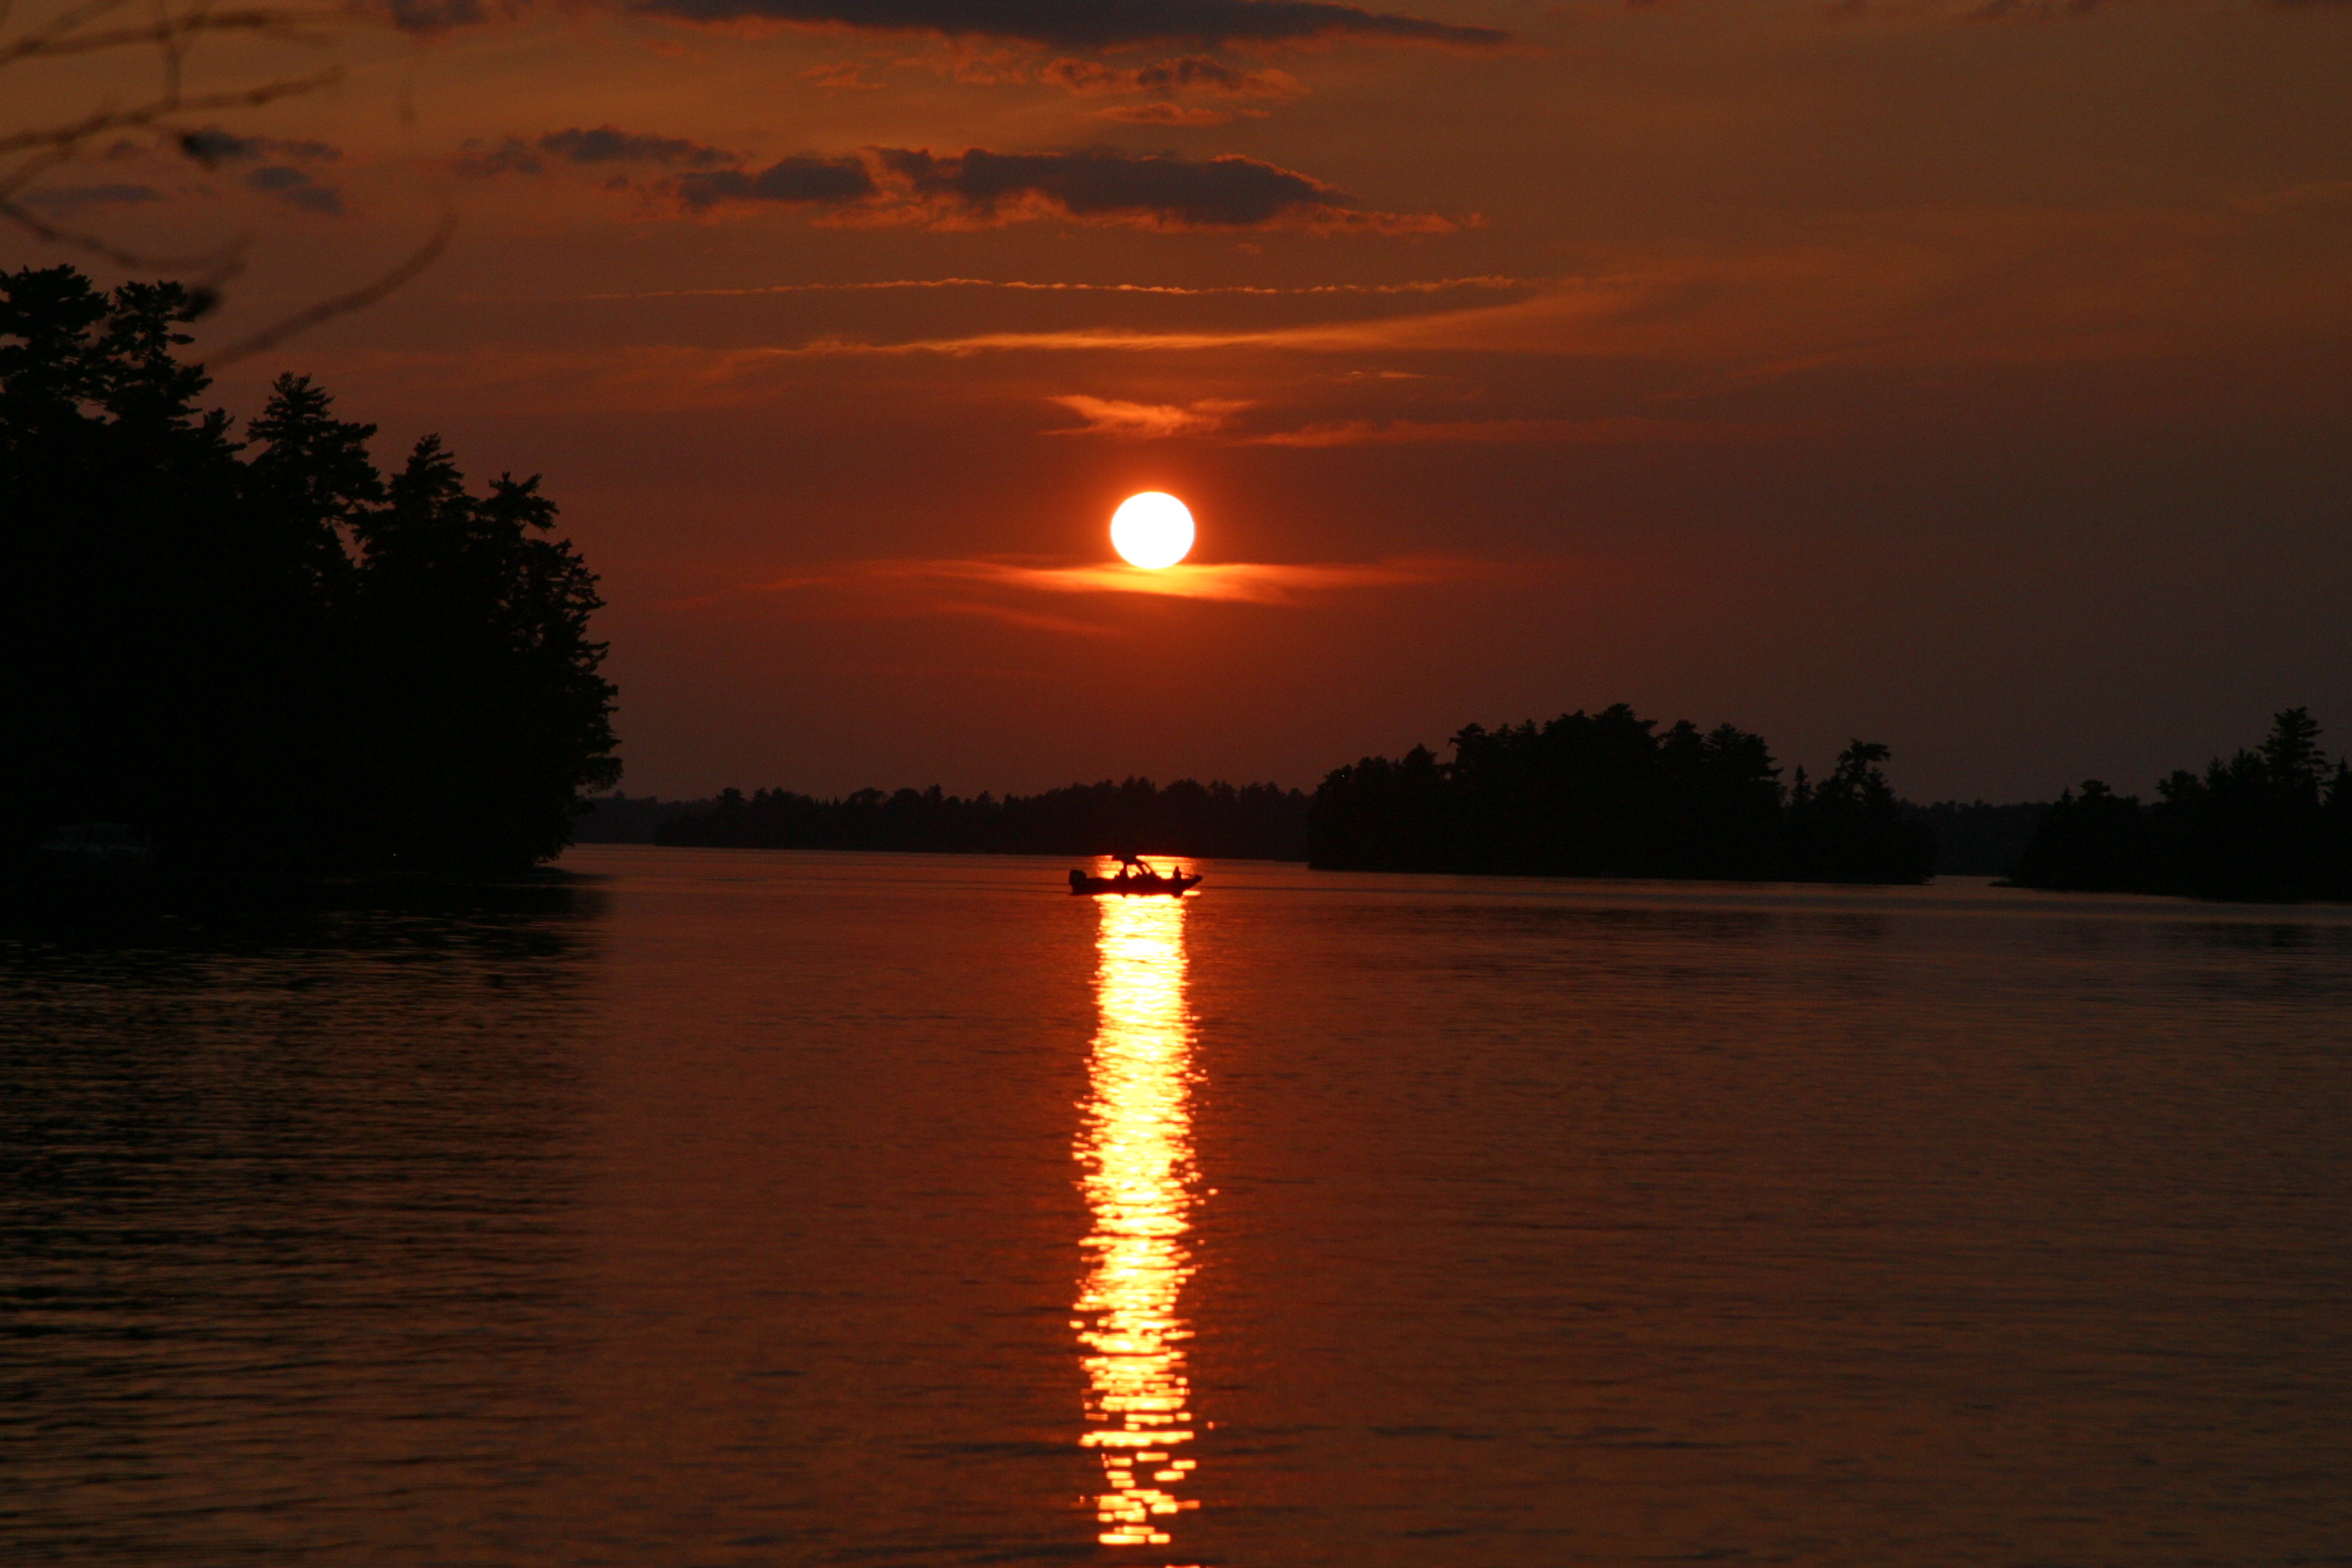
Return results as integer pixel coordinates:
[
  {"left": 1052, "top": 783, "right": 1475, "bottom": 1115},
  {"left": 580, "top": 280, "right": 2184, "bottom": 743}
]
[
  {"left": 348, "top": 439, "right": 619, "bottom": 870},
  {"left": 1803, "top": 741, "right": 1936, "bottom": 883}
]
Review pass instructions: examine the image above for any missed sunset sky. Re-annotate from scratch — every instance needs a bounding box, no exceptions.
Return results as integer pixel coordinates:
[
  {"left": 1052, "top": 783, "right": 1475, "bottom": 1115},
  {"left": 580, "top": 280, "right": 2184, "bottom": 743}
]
[{"left": 14, "top": 0, "right": 2351, "bottom": 802}]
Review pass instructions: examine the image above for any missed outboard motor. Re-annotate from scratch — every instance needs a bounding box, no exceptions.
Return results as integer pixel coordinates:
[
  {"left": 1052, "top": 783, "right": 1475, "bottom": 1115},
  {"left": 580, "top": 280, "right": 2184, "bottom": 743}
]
[{"left": 1068, "top": 868, "right": 1088, "bottom": 893}]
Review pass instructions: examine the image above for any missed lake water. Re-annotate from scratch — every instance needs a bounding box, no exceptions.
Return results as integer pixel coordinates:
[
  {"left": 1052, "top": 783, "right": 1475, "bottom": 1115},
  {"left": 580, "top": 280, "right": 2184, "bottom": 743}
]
[{"left": 6, "top": 847, "right": 2352, "bottom": 1566}]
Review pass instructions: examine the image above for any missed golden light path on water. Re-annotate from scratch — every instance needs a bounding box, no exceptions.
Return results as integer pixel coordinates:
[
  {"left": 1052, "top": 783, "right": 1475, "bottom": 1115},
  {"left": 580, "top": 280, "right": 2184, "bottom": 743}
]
[{"left": 1076, "top": 887, "right": 1203, "bottom": 1552}]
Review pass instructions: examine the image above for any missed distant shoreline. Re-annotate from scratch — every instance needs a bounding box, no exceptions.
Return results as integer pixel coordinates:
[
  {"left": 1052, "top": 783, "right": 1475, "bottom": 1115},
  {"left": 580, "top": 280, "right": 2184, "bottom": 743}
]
[{"left": 575, "top": 786, "right": 2047, "bottom": 880}]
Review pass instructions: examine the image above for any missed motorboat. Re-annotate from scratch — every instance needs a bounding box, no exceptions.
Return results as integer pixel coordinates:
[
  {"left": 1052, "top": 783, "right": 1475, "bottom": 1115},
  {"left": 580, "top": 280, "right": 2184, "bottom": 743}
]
[{"left": 1069, "top": 855, "right": 1200, "bottom": 897}]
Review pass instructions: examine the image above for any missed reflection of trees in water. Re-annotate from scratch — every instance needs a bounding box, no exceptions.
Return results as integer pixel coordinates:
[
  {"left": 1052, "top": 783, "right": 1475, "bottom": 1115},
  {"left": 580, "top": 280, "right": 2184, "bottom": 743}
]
[
  {"left": 2159, "top": 920, "right": 2352, "bottom": 1006},
  {"left": 0, "top": 889, "right": 605, "bottom": 1563}
]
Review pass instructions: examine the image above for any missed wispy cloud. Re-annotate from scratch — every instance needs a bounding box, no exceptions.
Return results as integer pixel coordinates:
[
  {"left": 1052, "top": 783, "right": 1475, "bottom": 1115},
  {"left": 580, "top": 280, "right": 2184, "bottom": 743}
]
[
  {"left": 1049, "top": 394, "right": 1251, "bottom": 436},
  {"left": 671, "top": 554, "right": 1509, "bottom": 628},
  {"left": 1241, "top": 415, "right": 1819, "bottom": 446},
  {"left": 946, "top": 556, "right": 1500, "bottom": 603},
  {"left": 514, "top": 274, "right": 1543, "bottom": 302},
  {"left": 1089, "top": 102, "right": 1264, "bottom": 124}
]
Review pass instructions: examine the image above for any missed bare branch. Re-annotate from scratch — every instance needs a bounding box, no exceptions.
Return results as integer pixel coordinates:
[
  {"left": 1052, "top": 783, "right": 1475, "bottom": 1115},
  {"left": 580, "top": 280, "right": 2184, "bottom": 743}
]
[
  {"left": 11, "top": 0, "right": 142, "bottom": 57},
  {"left": 3, "top": 0, "right": 430, "bottom": 351},
  {"left": 0, "top": 66, "right": 343, "bottom": 156},
  {"left": 0, "top": 188, "right": 243, "bottom": 270},
  {"left": 155, "top": 0, "right": 192, "bottom": 106},
  {"left": 207, "top": 211, "right": 456, "bottom": 368},
  {"left": 0, "top": 13, "right": 315, "bottom": 67}
]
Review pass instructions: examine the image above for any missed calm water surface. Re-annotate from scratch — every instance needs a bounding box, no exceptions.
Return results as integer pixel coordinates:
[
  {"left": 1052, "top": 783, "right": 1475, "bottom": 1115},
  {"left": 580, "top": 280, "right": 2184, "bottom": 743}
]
[{"left": 6, "top": 848, "right": 2352, "bottom": 1566}]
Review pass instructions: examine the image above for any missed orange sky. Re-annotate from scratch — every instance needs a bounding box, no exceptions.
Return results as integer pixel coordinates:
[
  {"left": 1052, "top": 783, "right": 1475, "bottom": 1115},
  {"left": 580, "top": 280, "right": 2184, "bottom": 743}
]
[{"left": 11, "top": 0, "right": 2351, "bottom": 800}]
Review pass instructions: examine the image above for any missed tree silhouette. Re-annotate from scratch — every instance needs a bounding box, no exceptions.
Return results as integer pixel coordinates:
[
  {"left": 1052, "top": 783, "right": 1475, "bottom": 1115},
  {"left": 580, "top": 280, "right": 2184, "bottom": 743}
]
[
  {"left": 2010, "top": 780, "right": 2147, "bottom": 893},
  {"left": 656, "top": 776, "right": 1311, "bottom": 861},
  {"left": 1308, "top": 707, "right": 1932, "bottom": 884},
  {"left": 1798, "top": 740, "right": 1936, "bottom": 883},
  {"left": 2013, "top": 709, "right": 2350, "bottom": 900},
  {"left": 2, "top": 264, "right": 618, "bottom": 877}
]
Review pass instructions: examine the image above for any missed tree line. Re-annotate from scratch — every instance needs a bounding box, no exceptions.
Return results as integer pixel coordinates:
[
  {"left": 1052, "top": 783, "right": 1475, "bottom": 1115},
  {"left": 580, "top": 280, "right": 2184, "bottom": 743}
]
[
  {"left": 1308, "top": 704, "right": 1934, "bottom": 882},
  {"left": 651, "top": 705, "right": 1938, "bottom": 884},
  {"left": 653, "top": 778, "right": 1312, "bottom": 861},
  {"left": 2, "top": 266, "right": 618, "bottom": 877},
  {"left": 2012, "top": 709, "right": 2352, "bottom": 900}
]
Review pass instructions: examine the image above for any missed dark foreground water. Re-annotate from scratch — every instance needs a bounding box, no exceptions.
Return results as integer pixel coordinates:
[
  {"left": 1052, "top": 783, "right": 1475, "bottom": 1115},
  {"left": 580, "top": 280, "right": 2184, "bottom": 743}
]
[{"left": 6, "top": 848, "right": 2352, "bottom": 1566}]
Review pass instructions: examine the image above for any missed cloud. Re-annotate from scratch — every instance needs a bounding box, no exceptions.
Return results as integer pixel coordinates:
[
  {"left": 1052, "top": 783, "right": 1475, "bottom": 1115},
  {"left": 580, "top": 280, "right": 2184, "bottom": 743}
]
[
  {"left": 1087, "top": 103, "right": 1262, "bottom": 124},
  {"left": 537, "top": 126, "right": 740, "bottom": 167},
  {"left": 21, "top": 184, "right": 162, "bottom": 213},
  {"left": 683, "top": 554, "right": 1508, "bottom": 627},
  {"left": 1240, "top": 415, "right": 1817, "bottom": 446},
  {"left": 950, "top": 556, "right": 1498, "bottom": 603},
  {"left": 459, "top": 126, "right": 740, "bottom": 175},
  {"left": 1965, "top": 0, "right": 2104, "bottom": 17},
  {"left": 526, "top": 273, "right": 1542, "bottom": 300},
  {"left": 769, "top": 323, "right": 1408, "bottom": 355},
  {"left": 867, "top": 145, "right": 1456, "bottom": 231},
  {"left": 802, "top": 59, "right": 885, "bottom": 87},
  {"left": 451, "top": 134, "right": 1449, "bottom": 231},
  {"left": 629, "top": 0, "right": 1509, "bottom": 51},
  {"left": 178, "top": 128, "right": 341, "bottom": 166},
  {"left": 245, "top": 165, "right": 344, "bottom": 214},
  {"left": 1041, "top": 54, "right": 1307, "bottom": 96},
  {"left": 385, "top": 0, "right": 486, "bottom": 31},
  {"left": 675, "top": 154, "right": 882, "bottom": 208},
  {"left": 1049, "top": 394, "right": 1250, "bottom": 436}
]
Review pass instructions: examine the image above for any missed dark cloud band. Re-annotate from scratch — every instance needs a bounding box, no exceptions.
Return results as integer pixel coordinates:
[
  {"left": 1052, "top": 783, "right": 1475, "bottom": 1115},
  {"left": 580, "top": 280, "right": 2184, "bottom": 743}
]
[
  {"left": 677, "top": 155, "right": 881, "bottom": 208},
  {"left": 1042, "top": 54, "right": 1307, "bottom": 96},
  {"left": 878, "top": 145, "right": 1338, "bottom": 227},
  {"left": 630, "top": 0, "right": 1508, "bottom": 50},
  {"left": 459, "top": 126, "right": 741, "bottom": 175},
  {"left": 456, "top": 131, "right": 1452, "bottom": 231}
]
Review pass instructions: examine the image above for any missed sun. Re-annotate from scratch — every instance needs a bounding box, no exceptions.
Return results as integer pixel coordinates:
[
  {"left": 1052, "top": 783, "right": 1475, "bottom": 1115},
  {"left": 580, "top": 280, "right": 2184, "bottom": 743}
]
[{"left": 1110, "top": 492, "right": 1194, "bottom": 570}]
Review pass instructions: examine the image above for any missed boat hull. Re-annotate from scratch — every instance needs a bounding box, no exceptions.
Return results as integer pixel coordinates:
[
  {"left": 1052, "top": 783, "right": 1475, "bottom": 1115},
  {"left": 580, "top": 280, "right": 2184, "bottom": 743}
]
[{"left": 1068, "top": 872, "right": 1201, "bottom": 897}]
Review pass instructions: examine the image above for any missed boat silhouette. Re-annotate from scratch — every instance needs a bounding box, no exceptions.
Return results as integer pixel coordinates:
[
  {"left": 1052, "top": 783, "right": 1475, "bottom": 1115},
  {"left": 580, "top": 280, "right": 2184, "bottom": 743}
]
[{"left": 1069, "top": 855, "right": 1200, "bottom": 897}]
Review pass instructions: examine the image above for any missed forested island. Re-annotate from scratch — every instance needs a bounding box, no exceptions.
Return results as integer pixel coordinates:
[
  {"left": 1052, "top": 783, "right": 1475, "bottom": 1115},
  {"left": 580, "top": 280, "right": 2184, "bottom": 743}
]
[
  {"left": 2, "top": 266, "right": 618, "bottom": 878},
  {"left": 2012, "top": 709, "right": 2352, "bottom": 900},
  {"left": 1308, "top": 706, "right": 1935, "bottom": 882}
]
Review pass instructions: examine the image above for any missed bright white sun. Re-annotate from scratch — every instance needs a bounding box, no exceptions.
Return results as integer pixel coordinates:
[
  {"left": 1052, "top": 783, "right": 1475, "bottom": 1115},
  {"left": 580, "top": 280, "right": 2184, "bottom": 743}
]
[{"left": 1110, "top": 492, "right": 1194, "bottom": 570}]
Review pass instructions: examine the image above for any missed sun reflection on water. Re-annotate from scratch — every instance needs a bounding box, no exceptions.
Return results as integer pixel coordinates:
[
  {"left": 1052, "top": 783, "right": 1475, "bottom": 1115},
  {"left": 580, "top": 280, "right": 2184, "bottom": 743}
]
[{"left": 1076, "top": 889, "right": 1203, "bottom": 1551}]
